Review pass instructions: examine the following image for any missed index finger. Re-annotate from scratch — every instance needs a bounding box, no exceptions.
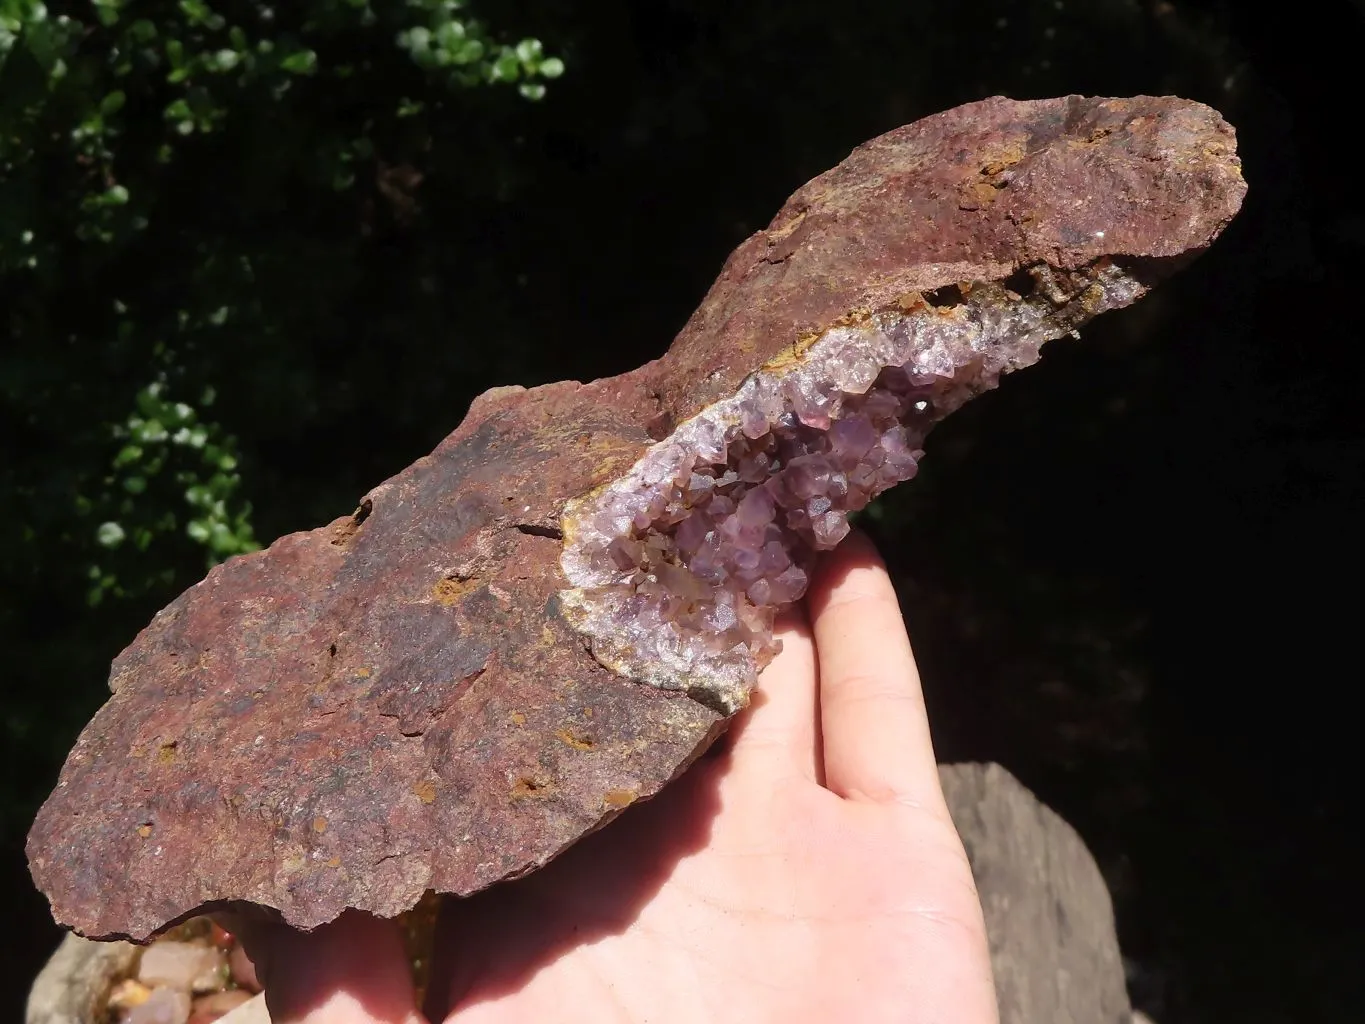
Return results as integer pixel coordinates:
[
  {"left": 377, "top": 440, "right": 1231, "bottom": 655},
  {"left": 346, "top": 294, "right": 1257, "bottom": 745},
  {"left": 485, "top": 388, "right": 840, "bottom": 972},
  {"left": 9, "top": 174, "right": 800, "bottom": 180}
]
[{"left": 807, "top": 531, "right": 948, "bottom": 814}]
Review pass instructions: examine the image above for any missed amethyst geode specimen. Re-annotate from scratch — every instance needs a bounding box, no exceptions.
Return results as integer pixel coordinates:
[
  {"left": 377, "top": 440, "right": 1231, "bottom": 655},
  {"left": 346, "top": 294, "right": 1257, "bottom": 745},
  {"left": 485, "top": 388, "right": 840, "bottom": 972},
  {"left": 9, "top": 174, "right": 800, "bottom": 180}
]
[
  {"left": 29, "top": 95, "right": 1245, "bottom": 941},
  {"left": 560, "top": 263, "right": 1143, "bottom": 712}
]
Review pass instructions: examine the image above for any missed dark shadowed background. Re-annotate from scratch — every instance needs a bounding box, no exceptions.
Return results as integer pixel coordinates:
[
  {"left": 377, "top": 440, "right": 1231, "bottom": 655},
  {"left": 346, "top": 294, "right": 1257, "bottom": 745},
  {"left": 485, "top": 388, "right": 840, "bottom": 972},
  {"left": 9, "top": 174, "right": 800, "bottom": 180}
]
[{"left": 3, "top": 2, "right": 1361, "bottom": 1021}]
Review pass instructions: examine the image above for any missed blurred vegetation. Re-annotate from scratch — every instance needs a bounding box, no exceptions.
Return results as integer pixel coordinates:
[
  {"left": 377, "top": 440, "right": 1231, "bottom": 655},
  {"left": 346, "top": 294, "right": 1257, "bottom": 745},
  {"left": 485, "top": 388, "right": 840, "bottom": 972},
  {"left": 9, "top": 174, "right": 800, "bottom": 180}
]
[{"left": 4, "top": 3, "right": 1360, "bottom": 1023}]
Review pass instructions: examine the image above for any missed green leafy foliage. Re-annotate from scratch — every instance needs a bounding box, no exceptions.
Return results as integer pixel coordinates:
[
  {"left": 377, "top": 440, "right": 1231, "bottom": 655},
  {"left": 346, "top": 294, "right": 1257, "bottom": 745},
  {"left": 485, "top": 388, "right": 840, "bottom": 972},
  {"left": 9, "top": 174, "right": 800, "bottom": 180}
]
[
  {"left": 87, "top": 375, "right": 257, "bottom": 605},
  {"left": 2, "top": 0, "right": 562, "bottom": 265},
  {"left": 1, "top": 0, "right": 562, "bottom": 597}
]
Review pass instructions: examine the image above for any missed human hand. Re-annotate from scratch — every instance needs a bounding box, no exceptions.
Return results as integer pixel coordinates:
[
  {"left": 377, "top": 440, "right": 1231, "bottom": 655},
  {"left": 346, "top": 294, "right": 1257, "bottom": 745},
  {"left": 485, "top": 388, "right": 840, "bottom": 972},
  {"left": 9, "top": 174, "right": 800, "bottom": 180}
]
[{"left": 235, "top": 532, "right": 998, "bottom": 1024}]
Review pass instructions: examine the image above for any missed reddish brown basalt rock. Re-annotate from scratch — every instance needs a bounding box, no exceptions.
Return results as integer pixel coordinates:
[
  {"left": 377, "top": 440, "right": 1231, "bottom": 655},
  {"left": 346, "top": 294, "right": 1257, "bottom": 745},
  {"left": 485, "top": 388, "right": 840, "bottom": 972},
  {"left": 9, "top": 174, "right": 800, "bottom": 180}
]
[{"left": 28, "top": 94, "right": 1245, "bottom": 942}]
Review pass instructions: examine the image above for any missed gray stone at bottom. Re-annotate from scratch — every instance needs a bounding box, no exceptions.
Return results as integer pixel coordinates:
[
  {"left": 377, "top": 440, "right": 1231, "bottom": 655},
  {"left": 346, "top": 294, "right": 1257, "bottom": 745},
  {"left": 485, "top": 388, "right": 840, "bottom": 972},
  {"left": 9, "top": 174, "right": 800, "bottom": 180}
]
[
  {"left": 25, "top": 934, "right": 137, "bottom": 1024},
  {"left": 941, "top": 761, "right": 1134, "bottom": 1024}
]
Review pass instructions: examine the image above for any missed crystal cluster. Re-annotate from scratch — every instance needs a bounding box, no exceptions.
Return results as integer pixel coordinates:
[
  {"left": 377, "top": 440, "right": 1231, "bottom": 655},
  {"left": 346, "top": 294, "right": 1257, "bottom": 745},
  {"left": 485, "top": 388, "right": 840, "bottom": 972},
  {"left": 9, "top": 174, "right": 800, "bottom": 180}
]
[
  {"left": 561, "top": 265, "right": 1145, "bottom": 710},
  {"left": 575, "top": 366, "right": 935, "bottom": 666}
]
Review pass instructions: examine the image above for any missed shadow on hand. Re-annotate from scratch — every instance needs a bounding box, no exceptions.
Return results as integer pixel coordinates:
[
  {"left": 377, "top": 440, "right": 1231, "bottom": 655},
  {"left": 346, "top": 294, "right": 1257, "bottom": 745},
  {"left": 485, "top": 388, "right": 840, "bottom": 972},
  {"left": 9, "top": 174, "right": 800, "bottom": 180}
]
[
  {"left": 422, "top": 623, "right": 804, "bottom": 1020},
  {"left": 217, "top": 906, "right": 419, "bottom": 1023}
]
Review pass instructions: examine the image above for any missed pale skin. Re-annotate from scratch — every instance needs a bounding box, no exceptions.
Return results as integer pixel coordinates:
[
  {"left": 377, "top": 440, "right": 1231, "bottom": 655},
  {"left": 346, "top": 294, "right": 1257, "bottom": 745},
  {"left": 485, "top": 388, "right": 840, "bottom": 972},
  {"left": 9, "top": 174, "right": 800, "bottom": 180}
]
[{"left": 231, "top": 533, "right": 999, "bottom": 1024}]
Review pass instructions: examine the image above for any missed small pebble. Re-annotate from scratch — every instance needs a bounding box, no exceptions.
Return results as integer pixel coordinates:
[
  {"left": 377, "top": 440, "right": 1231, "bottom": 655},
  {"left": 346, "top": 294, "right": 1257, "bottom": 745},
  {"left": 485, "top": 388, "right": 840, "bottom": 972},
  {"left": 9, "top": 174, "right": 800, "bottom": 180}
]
[
  {"left": 191, "top": 949, "right": 229, "bottom": 994},
  {"left": 139, "top": 941, "right": 225, "bottom": 994},
  {"left": 108, "top": 978, "right": 153, "bottom": 1011},
  {"left": 123, "top": 986, "right": 191, "bottom": 1024}
]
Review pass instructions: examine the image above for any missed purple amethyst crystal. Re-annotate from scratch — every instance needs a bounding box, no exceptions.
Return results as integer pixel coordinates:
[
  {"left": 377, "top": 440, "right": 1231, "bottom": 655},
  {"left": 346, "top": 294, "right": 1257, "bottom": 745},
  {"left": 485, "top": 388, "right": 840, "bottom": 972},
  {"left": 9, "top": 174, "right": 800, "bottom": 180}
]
[{"left": 560, "top": 264, "right": 1149, "bottom": 711}]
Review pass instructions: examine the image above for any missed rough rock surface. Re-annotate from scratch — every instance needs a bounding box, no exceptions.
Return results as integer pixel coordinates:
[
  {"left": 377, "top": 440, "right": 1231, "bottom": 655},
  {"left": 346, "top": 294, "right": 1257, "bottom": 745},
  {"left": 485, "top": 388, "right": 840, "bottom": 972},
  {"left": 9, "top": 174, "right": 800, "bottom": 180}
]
[
  {"left": 28, "top": 95, "right": 1244, "bottom": 941},
  {"left": 30, "top": 765, "right": 1140, "bottom": 1024},
  {"left": 942, "top": 762, "right": 1133, "bottom": 1024}
]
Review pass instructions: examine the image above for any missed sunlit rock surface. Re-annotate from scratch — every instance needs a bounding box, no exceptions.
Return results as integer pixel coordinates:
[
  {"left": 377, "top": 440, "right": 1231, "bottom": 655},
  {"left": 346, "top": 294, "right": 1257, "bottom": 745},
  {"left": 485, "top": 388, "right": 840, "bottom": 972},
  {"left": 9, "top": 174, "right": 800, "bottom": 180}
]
[{"left": 29, "top": 95, "right": 1245, "bottom": 941}]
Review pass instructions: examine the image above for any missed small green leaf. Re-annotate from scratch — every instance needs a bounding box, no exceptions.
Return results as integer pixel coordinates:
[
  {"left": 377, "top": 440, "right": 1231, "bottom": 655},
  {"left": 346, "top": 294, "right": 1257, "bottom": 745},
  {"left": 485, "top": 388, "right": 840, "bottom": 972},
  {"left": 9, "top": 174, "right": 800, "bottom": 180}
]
[
  {"left": 539, "top": 56, "right": 564, "bottom": 79},
  {"left": 113, "top": 444, "right": 143, "bottom": 468},
  {"left": 434, "top": 20, "right": 465, "bottom": 49},
  {"left": 134, "top": 419, "right": 168, "bottom": 443},
  {"left": 280, "top": 49, "right": 318, "bottom": 74},
  {"left": 453, "top": 38, "right": 484, "bottom": 65},
  {"left": 97, "top": 521, "right": 126, "bottom": 548},
  {"left": 492, "top": 50, "right": 520, "bottom": 81},
  {"left": 93, "top": 0, "right": 122, "bottom": 28}
]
